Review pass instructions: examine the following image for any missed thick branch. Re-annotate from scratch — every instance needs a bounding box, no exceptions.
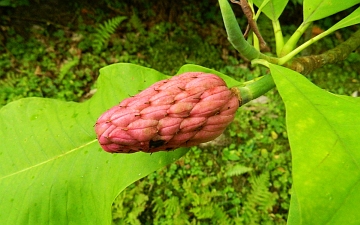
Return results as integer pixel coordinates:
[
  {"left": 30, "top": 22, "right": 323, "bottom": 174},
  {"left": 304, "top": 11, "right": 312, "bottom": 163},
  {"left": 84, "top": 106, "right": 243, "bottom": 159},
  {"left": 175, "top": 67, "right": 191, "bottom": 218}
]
[{"left": 288, "top": 29, "right": 360, "bottom": 75}]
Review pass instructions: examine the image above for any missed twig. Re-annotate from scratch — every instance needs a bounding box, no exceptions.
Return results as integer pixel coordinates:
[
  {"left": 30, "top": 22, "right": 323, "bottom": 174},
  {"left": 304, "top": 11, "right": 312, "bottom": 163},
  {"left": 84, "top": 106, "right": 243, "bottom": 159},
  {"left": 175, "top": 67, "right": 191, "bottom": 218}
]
[{"left": 230, "top": 0, "right": 270, "bottom": 52}]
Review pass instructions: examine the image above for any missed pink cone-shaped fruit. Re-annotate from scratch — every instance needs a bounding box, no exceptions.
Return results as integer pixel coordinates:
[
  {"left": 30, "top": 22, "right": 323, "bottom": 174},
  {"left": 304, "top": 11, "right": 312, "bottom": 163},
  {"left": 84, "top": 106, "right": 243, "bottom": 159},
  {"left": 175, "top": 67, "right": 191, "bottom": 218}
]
[{"left": 95, "top": 72, "right": 239, "bottom": 153}]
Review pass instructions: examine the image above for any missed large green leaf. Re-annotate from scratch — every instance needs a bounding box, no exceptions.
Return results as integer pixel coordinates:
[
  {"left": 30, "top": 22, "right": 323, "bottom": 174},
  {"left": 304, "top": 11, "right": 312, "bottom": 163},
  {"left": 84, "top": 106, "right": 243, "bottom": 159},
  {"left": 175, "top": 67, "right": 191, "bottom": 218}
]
[
  {"left": 329, "top": 6, "right": 360, "bottom": 31},
  {"left": 270, "top": 64, "right": 360, "bottom": 224},
  {"left": 0, "top": 63, "right": 241, "bottom": 224},
  {"left": 253, "top": 0, "right": 289, "bottom": 20},
  {"left": 0, "top": 63, "right": 196, "bottom": 224},
  {"left": 303, "top": 0, "right": 359, "bottom": 23}
]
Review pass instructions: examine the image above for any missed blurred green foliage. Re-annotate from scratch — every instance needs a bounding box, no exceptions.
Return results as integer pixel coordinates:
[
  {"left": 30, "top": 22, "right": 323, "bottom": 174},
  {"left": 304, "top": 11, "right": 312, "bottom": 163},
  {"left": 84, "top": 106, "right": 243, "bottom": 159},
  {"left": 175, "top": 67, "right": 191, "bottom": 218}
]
[
  {"left": 0, "top": 0, "right": 28, "bottom": 7},
  {"left": 0, "top": 1, "right": 359, "bottom": 224}
]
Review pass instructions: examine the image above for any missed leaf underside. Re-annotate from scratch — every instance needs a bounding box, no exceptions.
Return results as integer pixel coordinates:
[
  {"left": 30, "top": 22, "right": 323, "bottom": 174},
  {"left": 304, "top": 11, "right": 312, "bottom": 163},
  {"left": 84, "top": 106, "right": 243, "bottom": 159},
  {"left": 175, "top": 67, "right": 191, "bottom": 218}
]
[{"left": 253, "top": 0, "right": 289, "bottom": 21}]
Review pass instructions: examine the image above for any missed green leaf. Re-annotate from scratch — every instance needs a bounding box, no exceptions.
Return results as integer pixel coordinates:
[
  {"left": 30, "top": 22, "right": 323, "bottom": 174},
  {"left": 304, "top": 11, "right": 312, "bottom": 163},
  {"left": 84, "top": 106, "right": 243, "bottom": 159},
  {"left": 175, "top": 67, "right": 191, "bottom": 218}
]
[
  {"left": 253, "top": 0, "right": 289, "bottom": 20},
  {"left": 270, "top": 64, "right": 360, "bottom": 225},
  {"left": 329, "top": 6, "right": 360, "bottom": 31},
  {"left": 58, "top": 56, "right": 80, "bottom": 81},
  {"left": 303, "top": 0, "right": 359, "bottom": 23},
  {"left": 0, "top": 63, "right": 192, "bottom": 224},
  {"left": 0, "top": 63, "right": 241, "bottom": 224}
]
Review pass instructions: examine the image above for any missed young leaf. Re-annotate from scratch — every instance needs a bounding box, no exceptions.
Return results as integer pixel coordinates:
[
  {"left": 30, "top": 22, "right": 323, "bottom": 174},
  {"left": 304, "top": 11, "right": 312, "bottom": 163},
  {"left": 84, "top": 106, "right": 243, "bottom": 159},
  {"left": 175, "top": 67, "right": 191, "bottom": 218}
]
[
  {"left": 270, "top": 64, "right": 360, "bottom": 225},
  {"left": 303, "top": 0, "right": 359, "bottom": 23},
  {"left": 0, "top": 63, "right": 190, "bottom": 224},
  {"left": 329, "top": 6, "right": 360, "bottom": 31},
  {"left": 253, "top": 0, "right": 289, "bottom": 21}
]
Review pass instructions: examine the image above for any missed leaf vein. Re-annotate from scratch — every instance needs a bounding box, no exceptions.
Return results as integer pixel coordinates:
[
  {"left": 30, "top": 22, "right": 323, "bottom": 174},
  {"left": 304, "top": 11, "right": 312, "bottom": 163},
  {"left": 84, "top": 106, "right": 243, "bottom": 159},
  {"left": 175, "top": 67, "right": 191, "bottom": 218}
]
[{"left": 0, "top": 139, "right": 97, "bottom": 181}]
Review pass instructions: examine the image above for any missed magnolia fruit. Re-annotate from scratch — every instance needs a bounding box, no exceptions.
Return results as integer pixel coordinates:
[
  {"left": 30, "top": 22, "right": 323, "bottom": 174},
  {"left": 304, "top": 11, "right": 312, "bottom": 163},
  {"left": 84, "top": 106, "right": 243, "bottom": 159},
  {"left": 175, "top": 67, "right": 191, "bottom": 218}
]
[{"left": 94, "top": 72, "right": 240, "bottom": 153}]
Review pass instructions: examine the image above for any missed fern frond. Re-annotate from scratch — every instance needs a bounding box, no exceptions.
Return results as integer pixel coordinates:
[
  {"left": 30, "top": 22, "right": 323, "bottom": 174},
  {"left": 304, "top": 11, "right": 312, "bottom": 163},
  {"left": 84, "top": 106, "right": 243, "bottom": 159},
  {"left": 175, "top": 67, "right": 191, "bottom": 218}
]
[
  {"left": 225, "top": 164, "right": 253, "bottom": 177},
  {"left": 163, "top": 196, "right": 180, "bottom": 216},
  {"left": 241, "top": 172, "right": 276, "bottom": 224},
  {"left": 92, "top": 16, "right": 127, "bottom": 53},
  {"left": 247, "top": 173, "right": 274, "bottom": 211},
  {"left": 0, "top": 72, "right": 22, "bottom": 88},
  {"left": 112, "top": 181, "right": 148, "bottom": 225},
  {"left": 213, "top": 204, "right": 235, "bottom": 225}
]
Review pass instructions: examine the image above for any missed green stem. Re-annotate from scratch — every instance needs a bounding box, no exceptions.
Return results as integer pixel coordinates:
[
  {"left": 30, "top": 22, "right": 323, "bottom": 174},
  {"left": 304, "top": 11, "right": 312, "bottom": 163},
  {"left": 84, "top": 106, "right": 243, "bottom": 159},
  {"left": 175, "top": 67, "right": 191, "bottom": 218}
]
[
  {"left": 253, "top": 32, "right": 260, "bottom": 51},
  {"left": 219, "top": 0, "right": 276, "bottom": 62},
  {"left": 237, "top": 74, "right": 275, "bottom": 105},
  {"left": 238, "top": 29, "right": 360, "bottom": 105},
  {"left": 279, "top": 26, "right": 342, "bottom": 65},
  {"left": 272, "top": 20, "right": 284, "bottom": 57},
  {"left": 280, "top": 22, "right": 312, "bottom": 57}
]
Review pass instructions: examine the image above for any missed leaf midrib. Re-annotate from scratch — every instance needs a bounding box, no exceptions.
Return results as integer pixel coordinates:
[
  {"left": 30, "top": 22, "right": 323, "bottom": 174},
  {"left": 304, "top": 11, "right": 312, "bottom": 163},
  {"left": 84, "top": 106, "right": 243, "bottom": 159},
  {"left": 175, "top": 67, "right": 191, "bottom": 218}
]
[{"left": 0, "top": 139, "right": 97, "bottom": 181}]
